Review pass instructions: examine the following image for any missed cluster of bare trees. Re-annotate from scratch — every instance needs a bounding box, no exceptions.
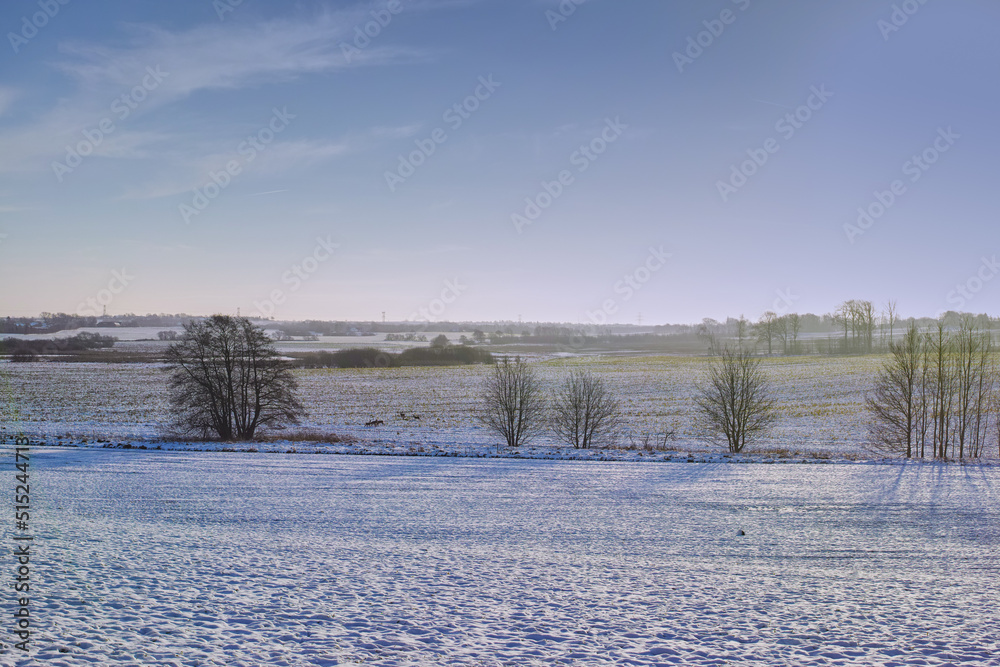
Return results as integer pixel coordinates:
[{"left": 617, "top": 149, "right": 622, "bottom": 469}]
[
  {"left": 479, "top": 353, "right": 779, "bottom": 453},
  {"left": 831, "top": 299, "right": 883, "bottom": 354},
  {"left": 700, "top": 312, "right": 807, "bottom": 356},
  {"left": 697, "top": 299, "right": 917, "bottom": 357},
  {"left": 159, "top": 315, "right": 997, "bottom": 462},
  {"left": 753, "top": 312, "right": 803, "bottom": 356},
  {"left": 476, "top": 358, "right": 625, "bottom": 449},
  {"left": 867, "top": 320, "right": 998, "bottom": 459},
  {"left": 757, "top": 300, "right": 887, "bottom": 355}
]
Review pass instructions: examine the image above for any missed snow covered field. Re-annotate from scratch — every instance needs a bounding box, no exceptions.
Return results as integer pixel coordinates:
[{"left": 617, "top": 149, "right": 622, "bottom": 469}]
[
  {"left": 3, "top": 449, "right": 998, "bottom": 666},
  {"left": 1, "top": 355, "right": 903, "bottom": 459}
]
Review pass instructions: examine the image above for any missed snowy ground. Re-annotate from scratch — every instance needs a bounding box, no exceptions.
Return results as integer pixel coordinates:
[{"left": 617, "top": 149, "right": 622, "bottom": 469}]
[
  {"left": 0, "top": 355, "right": 916, "bottom": 460},
  {"left": 2, "top": 449, "right": 998, "bottom": 666}
]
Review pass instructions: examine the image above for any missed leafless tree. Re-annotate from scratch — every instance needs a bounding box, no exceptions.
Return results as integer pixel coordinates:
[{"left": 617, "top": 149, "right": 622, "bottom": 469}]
[
  {"left": 927, "top": 322, "right": 957, "bottom": 458},
  {"left": 833, "top": 299, "right": 876, "bottom": 353},
  {"left": 882, "top": 299, "right": 898, "bottom": 348},
  {"left": 952, "top": 319, "right": 995, "bottom": 459},
  {"left": 695, "top": 347, "right": 779, "bottom": 453},
  {"left": 697, "top": 318, "right": 721, "bottom": 356},
  {"left": 732, "top": 315, "right": 751, "bottom": 350},
  {"left": 786, "top": 313, "right": 802, "bottom": 355},
  {"left": 551, "top": 369, "right": 623, "bottom": 448},
  {"left": 868, "top": 318, "right": 998, "bottom": 460},
  {"left": 866, "top": 323, "right": 922, "bottom": 457},
  {"left": 756, "top": 311, "right": 780, "bottom": 356},
  {"left": 476, "top": 356, "right": 546, "bottom": 448},
  {"left": 857, "top": 300, "right": 876, "bottom": 352},
  {"left": 166, "top": 315, "right": 305, "bottom": 440},
  {"left": 775, "top": 315, "right": 789, "bottom": 355}
]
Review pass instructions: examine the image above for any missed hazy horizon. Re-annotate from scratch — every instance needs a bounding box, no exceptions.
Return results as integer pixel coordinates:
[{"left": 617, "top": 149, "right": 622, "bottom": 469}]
[
  {"left": 6, "top": 305, "right": 998, "bottom": 331},
  {"left": 2, "top": 1, "right": 998, "bottom": 323}
]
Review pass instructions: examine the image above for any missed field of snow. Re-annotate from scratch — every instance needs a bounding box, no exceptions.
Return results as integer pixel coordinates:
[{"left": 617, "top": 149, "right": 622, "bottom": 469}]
[
  {"left": 3, "top": 449, "right": 998, "bottom": 665},
  {"left": 0, "top": 354, "right": 900, "bottom": 459}
]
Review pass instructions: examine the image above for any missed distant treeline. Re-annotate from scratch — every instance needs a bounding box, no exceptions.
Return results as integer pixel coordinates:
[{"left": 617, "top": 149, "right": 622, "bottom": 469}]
[
  {"left": 292, "top": 346, "right": 494, "bottom": 369},
  {"left": 1, "top": 333, "right": 118, "bottom": 360},
  {"left": 1, "top": 313, "right": 192, "bottom": 334}
]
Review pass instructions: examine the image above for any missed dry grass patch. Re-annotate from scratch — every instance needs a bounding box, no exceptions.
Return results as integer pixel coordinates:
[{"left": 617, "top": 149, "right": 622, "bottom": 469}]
[{"left": 255, "top": 429, "right": 358, "bottom": 444}]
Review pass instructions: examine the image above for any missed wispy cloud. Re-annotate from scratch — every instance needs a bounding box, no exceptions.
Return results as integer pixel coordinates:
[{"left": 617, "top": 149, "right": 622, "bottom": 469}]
[
  {"left": 0, "top": 10, "right": 427, "bottom": 177},
  {"left": 55, "top": 14, "right": 423, "bottom": 101}
]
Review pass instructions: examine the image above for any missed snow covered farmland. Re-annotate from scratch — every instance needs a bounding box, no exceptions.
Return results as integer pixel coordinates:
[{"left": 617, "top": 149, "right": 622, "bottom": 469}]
[
  {"left": 3, "top": 450, "right": 998, "bottom": 665},
  {"left": 1, "top": 355, "right": 893, "bottom": 458}
]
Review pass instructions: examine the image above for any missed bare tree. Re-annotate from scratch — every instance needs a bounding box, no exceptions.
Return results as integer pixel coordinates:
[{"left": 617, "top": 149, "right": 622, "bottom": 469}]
[
  {"left": 775, "top": 315, "right": 789, "bottom": 355},
  {"left": 832, "top": 299, "right": 876, "bottom": 353},
  {"left": 883, "top": 299, "right": 898, "bottom": 348},
  {"left": 731, "top": 315, "right": 751, "bottom": 351},
  {"left": 786, "top": 313, "right": 802, "bottom": 355},
  {"left": 697, "top": 318, "right": 721, "bottom": 356},
  {"left": 551, "top": 369, "right": 623, "bottom": 448},
  {"left": 166, "top": 315, "right": 305, "bottom": 440},
  {"left": 857, "top": 300, "right": 876, "bottom": 352},
  {"left": 756, "top": 311, "right": 780, "bottom": 356},
  {"left": 867, "top": 318, "right": 999, "bottom": 460},
  {"left": 927, "top": 322, "right": 957, "bottom": 459},
  {"left": 952, "top": 318, "right": 995, "bottom": 459},
  {"left": 476, "top": 356, "right": 546, "bottom": 448},
  {"left": 866, "top": 323, "right": 922, "bottom": 457},
  {"left": 833, "top": 301, "right": 852, "bottom": 351},
  {"left": 695, "top": 347, "right": 779, "bottom": 453}
]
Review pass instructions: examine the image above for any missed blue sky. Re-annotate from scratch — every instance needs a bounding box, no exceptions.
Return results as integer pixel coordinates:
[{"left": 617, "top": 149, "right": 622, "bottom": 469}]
[{"left": 1, "top": 0, "right": 998, "bottom": 324}]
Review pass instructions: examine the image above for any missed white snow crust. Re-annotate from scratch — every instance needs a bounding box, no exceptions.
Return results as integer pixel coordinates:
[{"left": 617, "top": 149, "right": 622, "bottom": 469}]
[{"left": 2, "top": 450, "right": 998, "bottom": 666}]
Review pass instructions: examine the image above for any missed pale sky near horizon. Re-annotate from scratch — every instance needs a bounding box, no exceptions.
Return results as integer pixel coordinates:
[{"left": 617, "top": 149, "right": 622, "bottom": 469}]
[{"left": 1, "top": 0, "right": 998, "bottom": 324}]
